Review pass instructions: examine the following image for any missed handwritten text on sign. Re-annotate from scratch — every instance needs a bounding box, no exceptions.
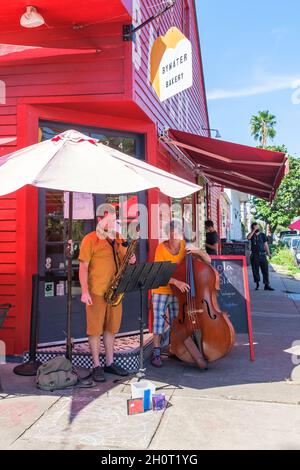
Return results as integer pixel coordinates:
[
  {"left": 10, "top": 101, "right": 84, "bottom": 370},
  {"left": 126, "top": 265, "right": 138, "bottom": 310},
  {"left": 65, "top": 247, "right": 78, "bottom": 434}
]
[{"left": 212, "top": 258, "right": 249, "bottom": 334}]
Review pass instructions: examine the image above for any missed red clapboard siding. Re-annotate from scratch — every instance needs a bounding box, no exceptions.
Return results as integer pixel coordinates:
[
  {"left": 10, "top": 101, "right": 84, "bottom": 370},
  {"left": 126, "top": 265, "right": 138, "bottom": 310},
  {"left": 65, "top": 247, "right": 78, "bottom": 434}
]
[
  {"left": 156, "top": 152, "right": 170, "bottom": 172},
  {"left": 0, "top": 199, "right": 16, "bottom": 210},
  {"left": 0, "top": 221, "right": 16, "bottom": 231},
  {"left": 0, "top": 274, "right": 16, "bottom": 284},
  {"left": 0, "top": 242, "right": 16, "bottom": 252},
  {"left": 0, "top": 308, "right": 15, "bottom": 320},
  {"left": 0, "top": 106, "right": 16, "bottom": 116},
  {"left": 1, "top": 64, "right": 124, "bottom": 87},
  {"left": 3, "top": 309, "right": 16, "bottom": 320},
  {"left": 0, "top": 46, "right": 125, "bottom": 71},
  {"left": 0, "top": 115, "right": 16, "bottom": 125},
  {"left": 133, "top": 0, "right": 209, "bottom": 137},
  {"left": 0, "top": 125, "right": 16, "bottom": 135},
  {"left": 0, "top": 210, "right": 16, "bottom": 220},
  {"left": 171, "top": 158, "right": 196, "bottom": 182},
  {"left": 156, "top": 145, "right": 196, "bottom": 182},
  {"left": 0, "top": 19, "right": 125, "bottom": 50},
  {"left": 1, "top": 316, "right": 16, "bottom": 328},
  {"left": 0, "top": 285, "right": 16, "bottom": 295},
  {"left": 0, "top": 27, "right": 126, "bottom": 102},
  {"left": 6, "top": 81, "right": 124, "bottom": 98},
  {"left": 0, "top": 295, "right": 16, "bottom": 304},
  {"left": 0, "top": 98, "right": 17, "bottom": 106},
  {"left": 0, "top": 233, "right": 16, "bottom": 242},
  {"left": 0, "top": 264, "right": 16, "bottom": 274},
  {"left": 0, "top": 253, "right": 16, "bottom": 263}
]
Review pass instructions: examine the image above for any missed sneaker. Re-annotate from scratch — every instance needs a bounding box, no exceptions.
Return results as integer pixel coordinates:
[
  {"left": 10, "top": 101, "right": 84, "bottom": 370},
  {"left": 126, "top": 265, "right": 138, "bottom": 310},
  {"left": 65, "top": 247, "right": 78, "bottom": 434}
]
[
  {"left": 104, "top": 363, "right": 129, "bottom": 376},
  {"left": 264, "top": 285, "right": 275, "bottom": 291},
  {"left": 151, "top": 353, "right": 162, "bottom": 368},
  {"left": 92, "top": 366, "right": 106, "bottom": 383},
  {"left": 255, "top": 282, "right": 259, "bottom": 290}
]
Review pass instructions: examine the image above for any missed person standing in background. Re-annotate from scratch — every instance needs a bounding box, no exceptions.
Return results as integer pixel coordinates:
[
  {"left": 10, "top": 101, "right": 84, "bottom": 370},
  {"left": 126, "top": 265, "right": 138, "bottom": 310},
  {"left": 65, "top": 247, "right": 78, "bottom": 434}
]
[
  {"left": 205, "top": 220, "right": 219, "bottom": 255},
  {"left": 247, "top": 222, "right": 274, "bottom": 291}
]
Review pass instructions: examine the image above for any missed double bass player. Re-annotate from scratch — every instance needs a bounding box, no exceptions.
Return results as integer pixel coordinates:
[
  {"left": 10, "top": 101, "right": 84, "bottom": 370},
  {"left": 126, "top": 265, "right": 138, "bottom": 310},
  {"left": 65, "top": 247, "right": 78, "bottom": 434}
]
[{"left": 151, "top": 220, "right": 211, "bottom": 367}]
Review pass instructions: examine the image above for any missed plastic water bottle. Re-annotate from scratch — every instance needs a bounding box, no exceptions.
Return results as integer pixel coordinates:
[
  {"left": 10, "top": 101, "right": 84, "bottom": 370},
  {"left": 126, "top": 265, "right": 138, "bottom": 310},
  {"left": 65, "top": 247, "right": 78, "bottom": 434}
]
[{"left": 144, "top": 389, "right": 151, "bottom": 411}]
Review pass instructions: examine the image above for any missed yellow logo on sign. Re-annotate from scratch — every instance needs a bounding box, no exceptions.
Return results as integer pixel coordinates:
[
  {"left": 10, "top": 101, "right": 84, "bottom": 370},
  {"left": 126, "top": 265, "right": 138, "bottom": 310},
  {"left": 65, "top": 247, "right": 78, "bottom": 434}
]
[{"left": 150, "top": 27, "right": 193, "bottom": 102}]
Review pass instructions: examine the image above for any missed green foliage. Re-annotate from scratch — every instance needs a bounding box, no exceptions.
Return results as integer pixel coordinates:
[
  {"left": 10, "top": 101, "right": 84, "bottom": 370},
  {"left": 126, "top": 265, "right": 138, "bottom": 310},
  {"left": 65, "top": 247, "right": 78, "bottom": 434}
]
[
  {"left": 250, "top": 110, "right": 277, "bottom": 147},
  {"left": 271, "top": 247, "right": 300, "bottom": 274},
  {"left": 251, "top": 145, "right": 300, "bottom": 232}
]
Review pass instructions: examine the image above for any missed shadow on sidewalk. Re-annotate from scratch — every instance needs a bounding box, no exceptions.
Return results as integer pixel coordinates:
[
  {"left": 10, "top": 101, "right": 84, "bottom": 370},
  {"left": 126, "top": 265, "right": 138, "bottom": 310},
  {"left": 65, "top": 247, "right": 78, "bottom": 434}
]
[{"left": 0, "top": 364, "right": 134, "bottom": 424}]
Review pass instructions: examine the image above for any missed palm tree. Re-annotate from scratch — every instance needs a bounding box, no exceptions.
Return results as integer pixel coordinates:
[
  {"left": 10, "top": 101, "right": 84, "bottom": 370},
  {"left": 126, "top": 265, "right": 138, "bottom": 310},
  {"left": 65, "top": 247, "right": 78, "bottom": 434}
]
[{"left": 250, "top": 110, "right": 277, "bottom": 147}]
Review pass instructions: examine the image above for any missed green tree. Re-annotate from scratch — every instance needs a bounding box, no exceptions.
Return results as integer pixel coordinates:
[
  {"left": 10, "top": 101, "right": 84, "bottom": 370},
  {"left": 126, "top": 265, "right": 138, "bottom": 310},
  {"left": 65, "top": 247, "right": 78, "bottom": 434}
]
[
  {"left": 251, "top": 145, "right": 300, "bottom": 233},
  {"left": 250, "top": 110, "right": 277, "bottom": 147}
]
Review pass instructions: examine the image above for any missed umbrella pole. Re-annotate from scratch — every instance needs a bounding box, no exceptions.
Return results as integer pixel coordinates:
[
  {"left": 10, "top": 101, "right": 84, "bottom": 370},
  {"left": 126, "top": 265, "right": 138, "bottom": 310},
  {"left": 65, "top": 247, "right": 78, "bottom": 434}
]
[{"left": 66, "top": 191, "right": 73, "bottom": 361}]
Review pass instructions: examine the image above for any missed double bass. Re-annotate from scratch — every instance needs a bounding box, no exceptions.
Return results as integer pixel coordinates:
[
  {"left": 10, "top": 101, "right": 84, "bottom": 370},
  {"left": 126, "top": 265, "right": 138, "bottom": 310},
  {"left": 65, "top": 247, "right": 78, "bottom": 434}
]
[{"left": 170, "top": 252, "right": 235, "bottom": 367}]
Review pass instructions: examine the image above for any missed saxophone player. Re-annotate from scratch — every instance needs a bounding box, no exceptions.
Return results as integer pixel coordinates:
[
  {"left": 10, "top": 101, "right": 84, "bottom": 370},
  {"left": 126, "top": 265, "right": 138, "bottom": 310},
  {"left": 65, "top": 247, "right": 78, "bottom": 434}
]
[{"left": 79, "top": 210, "right": 136, "bottom": 382}]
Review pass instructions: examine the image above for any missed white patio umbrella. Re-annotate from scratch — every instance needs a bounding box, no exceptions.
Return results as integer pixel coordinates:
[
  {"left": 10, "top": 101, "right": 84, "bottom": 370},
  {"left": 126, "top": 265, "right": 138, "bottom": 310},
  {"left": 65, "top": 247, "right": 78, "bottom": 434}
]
[
  {"left": 0, "top": 129, "right": 200, "bottom": 197},
  {"left": 0, "top": 130, "right": 201, "bottom": 360}
]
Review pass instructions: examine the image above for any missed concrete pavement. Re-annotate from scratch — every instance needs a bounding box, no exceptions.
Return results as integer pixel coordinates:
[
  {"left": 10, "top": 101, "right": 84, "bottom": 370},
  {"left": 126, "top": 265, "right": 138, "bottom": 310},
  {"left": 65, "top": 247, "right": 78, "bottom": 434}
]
[{"left": 0, "top": 267, "right": 300, "bottom": 450}]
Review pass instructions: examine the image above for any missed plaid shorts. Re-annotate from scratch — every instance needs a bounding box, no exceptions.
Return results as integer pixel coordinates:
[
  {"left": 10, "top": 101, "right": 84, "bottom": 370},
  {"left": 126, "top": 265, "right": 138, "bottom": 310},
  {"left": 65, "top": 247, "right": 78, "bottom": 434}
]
[{"left": 152, "top": 294, "right": 179, "bottom": 335}]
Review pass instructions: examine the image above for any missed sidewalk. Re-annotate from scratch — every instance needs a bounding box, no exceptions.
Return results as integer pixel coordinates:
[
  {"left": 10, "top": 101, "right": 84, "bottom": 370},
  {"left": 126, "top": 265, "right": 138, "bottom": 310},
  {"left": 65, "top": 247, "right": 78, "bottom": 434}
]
[{"left": 0, "top": 268, "right": 300, "bottom": 450}]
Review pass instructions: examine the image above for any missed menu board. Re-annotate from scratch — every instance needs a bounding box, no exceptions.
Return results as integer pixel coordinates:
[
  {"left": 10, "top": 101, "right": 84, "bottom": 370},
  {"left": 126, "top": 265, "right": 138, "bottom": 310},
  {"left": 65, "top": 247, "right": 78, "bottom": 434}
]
[{"left": 211, "top": 256, "right": 254, "bottom": 360}]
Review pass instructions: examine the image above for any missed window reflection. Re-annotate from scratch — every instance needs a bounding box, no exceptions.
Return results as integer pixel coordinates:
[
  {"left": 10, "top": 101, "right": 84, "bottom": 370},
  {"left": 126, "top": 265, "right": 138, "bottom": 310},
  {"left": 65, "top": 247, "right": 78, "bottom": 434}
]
[{"left": 45, "top": 191, "right": 64, "bottom": 242}]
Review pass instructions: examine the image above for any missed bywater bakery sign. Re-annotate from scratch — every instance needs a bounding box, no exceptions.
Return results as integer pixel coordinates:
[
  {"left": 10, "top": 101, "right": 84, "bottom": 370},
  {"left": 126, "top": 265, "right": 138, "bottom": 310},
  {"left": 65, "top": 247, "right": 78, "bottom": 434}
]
[{"left": 150, "top": 27, "right": 193, "bottom": 102}]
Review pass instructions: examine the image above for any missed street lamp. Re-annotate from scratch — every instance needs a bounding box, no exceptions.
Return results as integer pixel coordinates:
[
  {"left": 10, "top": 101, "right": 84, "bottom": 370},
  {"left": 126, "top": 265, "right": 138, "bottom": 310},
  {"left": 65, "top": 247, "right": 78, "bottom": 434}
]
[{"left": 201, "top": 126, "right": 222, "bottom": 139}]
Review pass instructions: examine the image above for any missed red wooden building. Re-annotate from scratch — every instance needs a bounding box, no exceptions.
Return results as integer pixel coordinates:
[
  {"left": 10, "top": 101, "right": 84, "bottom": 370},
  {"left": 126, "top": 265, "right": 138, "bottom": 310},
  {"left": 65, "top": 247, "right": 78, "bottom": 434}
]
[{"left": 0, "top": 1, "right": 286, "bottom": 356}]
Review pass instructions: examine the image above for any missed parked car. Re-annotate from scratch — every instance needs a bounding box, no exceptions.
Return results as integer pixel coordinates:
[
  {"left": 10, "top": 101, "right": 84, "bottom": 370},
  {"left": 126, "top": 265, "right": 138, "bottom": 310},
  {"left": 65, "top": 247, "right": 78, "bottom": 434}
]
[
  {"left": 294, "top": 240, "right": 300, "bottom": 265},
  {"left": 279, "top": 230, "right": 298, "bottom": 239},
  {"left": 289, "top": 236, "right": 300, "bottom": 252},
  {"left": 281, "top": 236, "right": 292, "bottom": 247}
]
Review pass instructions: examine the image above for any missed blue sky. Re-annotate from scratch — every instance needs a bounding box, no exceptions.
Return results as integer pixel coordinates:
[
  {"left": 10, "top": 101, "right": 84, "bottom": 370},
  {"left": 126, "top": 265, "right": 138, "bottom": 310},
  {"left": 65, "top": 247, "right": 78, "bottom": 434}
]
[{"left": 196, "top": 0, "right": 300, "bottom": 157}]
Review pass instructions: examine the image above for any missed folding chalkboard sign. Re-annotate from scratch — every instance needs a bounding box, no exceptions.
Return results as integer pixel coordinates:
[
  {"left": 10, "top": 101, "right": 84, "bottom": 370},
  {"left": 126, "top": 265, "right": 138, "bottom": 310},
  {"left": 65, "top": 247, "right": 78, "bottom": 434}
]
[{"left": 211, "top": 255, "right": 254, "bottom": 361}]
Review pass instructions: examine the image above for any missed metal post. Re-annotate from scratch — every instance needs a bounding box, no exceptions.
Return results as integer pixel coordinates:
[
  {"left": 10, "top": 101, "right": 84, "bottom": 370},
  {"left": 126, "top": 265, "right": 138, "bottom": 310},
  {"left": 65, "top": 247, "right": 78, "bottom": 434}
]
[
  {"left": 137, "top": 284, "right": 146, "bottom": 381},
  {"left": 14, "top": 274, "right": 41, "bottom": 376},
  {"left": 66, "top": 191, "right": 73, "bottom": 361}
]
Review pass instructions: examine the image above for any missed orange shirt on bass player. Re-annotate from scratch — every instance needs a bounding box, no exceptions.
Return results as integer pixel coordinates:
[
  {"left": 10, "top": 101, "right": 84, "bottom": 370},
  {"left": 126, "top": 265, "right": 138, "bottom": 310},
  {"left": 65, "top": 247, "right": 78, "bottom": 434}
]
[{"left": 152, "top": 239, "right": 186, "bottom": 295}]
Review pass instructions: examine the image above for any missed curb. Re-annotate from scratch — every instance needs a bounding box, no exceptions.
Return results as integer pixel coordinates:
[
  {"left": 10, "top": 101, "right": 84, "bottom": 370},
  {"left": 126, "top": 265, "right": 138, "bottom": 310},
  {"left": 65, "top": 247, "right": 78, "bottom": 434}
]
[{"left": 271, "top": 263, "right": 300, "bottom": 281}]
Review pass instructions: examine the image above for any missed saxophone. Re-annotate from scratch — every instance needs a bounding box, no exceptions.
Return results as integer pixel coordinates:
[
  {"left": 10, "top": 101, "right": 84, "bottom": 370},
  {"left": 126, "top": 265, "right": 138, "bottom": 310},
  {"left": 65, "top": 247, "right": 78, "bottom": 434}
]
[{"left": 104, "top": 238, "right": 139, "bottom": 306}]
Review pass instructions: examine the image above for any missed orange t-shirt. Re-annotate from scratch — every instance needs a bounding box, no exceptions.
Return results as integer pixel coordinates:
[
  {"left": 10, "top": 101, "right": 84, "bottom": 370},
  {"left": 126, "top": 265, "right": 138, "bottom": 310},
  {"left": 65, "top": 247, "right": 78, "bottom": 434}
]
[
  {"left": 78, "top": 231, "right": 127, "bottom": 296},
  {"left": 152, "top": 239, "right": 186, "bottom": 295}
]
